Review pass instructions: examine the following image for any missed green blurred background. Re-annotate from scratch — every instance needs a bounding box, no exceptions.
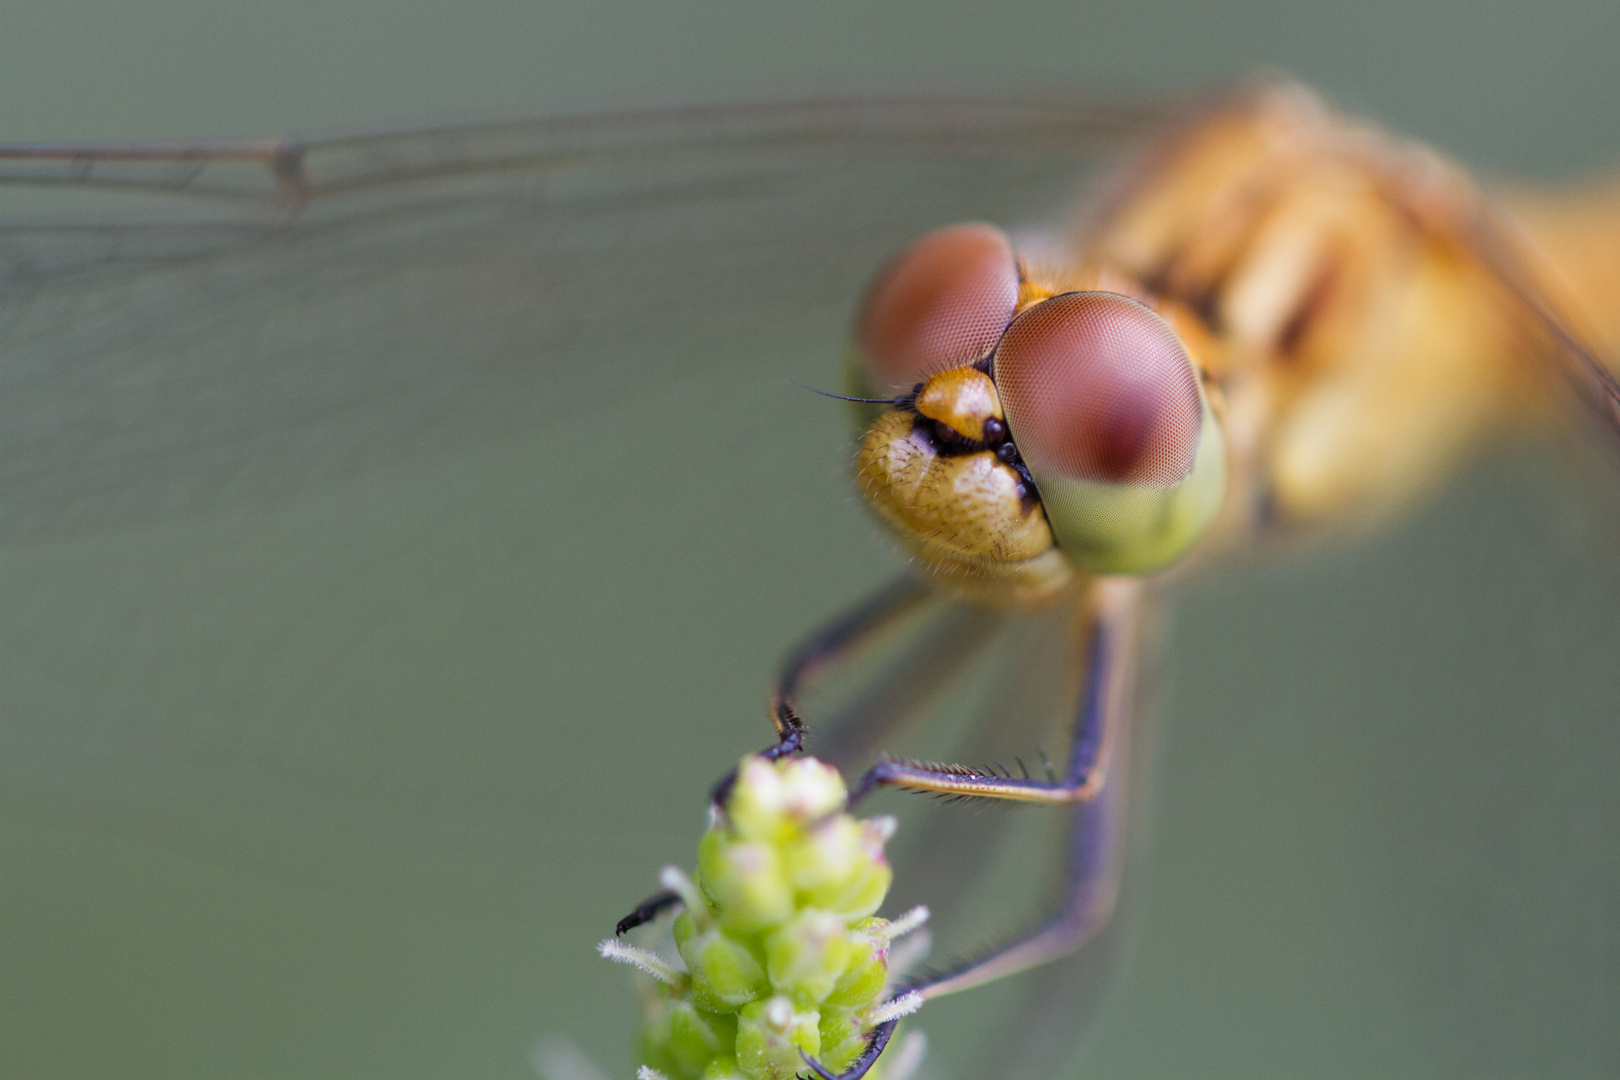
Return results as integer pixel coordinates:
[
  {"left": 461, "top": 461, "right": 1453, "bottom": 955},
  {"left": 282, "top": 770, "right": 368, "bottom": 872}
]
[{"left": 2, "top": 2, "right": 1618, "bottom": 1078}]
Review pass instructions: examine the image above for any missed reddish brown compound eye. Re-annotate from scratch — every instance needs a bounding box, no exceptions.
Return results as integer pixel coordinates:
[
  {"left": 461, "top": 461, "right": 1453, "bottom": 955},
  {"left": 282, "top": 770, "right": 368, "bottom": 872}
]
[
  {"left": 995, "top": 292, "right": 1202, "bottom": 487},
  {"left": 855, "top": 223, "right": 1020, "bottom": 393}
]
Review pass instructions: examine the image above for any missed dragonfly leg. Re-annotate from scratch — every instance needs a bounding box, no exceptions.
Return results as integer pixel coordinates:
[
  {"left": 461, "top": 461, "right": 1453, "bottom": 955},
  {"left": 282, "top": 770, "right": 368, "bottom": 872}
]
[
  {"left": 612, "top": 889, "right": 683, "bottom": 937},
  {"left": 795, "top": 582, "right": 1141, "bottom": 1080},
  {"left": 709, "top": 575, "right": 936, "bottom": 809},
  {"left": 798, "top": 712, "right": 1129, "bottom": 1080},
  {"left": 798, "top": 789, "right": 1123, "bottom": 1079},
  {"left": 900, "top": 738, "right": 1127, "bottom": 1002},
  {"left": 846, "top": 578, "right": 1138, "bottom": 809}
]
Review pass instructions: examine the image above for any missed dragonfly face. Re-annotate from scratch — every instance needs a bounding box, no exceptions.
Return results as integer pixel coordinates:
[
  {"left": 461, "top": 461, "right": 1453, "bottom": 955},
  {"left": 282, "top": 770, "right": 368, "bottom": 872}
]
[{"left": 846, "top": 222, "right": 1227, "bottom": 603}]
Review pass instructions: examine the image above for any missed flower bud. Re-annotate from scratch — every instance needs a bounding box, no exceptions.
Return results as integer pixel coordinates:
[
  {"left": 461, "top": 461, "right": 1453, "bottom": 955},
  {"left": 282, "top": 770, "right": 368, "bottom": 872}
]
[
  {"left": 823, "top": 923, "right": 887, "bottom": 1009},
  {"left": 728, "top": 755, "right": 845, "bottom": 842},
  {"left": 697, "top": 831, "right": 794, "bottom": 933},
  {"left": 664, "top": 1000, "right": 735, "bottom": 1077},
  {"left": 793, "top": 821, "right": 892, "bottom": 920},
  {"left": 816, "top": 1009, "right": 868, "bottom": 1074},
  {"left": 782, "top": 816, "right": 865, "bottom": 895},
  {"left": 674, "top": 911, "right": 770, "bottom": 1010},
  {"left": 699, "top": 1056, "right": 748, "bottom": 1080},
  {"left": 735, "top": 996, "right": 820, "bottom": 1079},
  {"left": 764, "top": 908, "right": 851, "bottom": 1005}
]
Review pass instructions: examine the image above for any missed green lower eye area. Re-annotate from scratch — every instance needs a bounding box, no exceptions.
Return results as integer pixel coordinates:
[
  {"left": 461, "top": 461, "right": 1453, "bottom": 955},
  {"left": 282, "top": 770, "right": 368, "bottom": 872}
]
[{"left": 1032, "top": 396, "right": 1227, "bottom": 575}]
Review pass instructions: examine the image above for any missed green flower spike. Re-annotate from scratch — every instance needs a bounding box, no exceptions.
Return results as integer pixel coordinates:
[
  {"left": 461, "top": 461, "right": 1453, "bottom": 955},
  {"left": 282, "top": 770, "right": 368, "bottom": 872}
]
[{"left": 602, "top": 754, "right": 931, "bottom": 1080}]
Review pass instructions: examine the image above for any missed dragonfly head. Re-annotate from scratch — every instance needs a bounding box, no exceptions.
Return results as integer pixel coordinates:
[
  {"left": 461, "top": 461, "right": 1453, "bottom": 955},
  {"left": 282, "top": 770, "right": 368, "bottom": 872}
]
[{"left": 846, "top": 224, "right": 1227, "bottom": 601}]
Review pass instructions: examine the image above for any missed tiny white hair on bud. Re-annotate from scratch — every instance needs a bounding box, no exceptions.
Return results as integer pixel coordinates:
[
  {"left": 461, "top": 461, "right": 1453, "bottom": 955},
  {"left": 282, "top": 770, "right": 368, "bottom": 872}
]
[
  {"left": 865, "top": 990, "right": 924, "bottom": 1027},
  {"left": 882, "top": 1030, "right": 929, "bottom": 1080},
  {"left": 657, "top": 865, "right": 706, "bottom": 917},
  {"left": 529, "top": 1035, "right": 611, "bottom": 1080},
  {"left": 878, "top": 905, "right": 930, "bottom": 942},
  {"left": 597, "top": 940, "right": 683, "bottom": 986},
  {"left": 636, "top": 1067, "right": 670, "bottom": 1080}
]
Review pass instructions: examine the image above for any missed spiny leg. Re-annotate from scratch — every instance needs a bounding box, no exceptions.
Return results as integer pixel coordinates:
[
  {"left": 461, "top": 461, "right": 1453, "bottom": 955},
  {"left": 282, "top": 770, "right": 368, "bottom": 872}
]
[
  {"left": 801, "top": 771, "right": 1123, "bottom": 1080},
  {"left": 882, "top": 602, "right": 1080, "bottom": 930},
  {"left": 846, "top": 579, "right": 1137, "bottom": 809},
  {"left": 796, "top": 580, "right": 1143, "bottom": 1080},
  {"left": 907, "top": 718, "right": 1128, "bottom": 1001},
  {"left": 912, "top": 584, "right": 1143, "bottom": 996}
]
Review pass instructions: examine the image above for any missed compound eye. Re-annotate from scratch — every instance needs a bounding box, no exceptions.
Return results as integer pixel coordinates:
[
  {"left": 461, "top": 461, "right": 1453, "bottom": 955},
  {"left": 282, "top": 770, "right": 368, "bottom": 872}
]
[
  {"left": 995, "top": 292, "right": 1202, "bottom": 487},
  {"left": 855, "top": 223, "right": 1020, "bottom": 393}
]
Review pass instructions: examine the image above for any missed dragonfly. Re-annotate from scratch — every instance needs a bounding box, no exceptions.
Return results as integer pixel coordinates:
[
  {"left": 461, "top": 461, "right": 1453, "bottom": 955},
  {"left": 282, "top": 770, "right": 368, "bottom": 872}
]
[
  {"left": 604, "top": 83, "right": 1620, "bottom": 1079},
  {"left": 1, "top": 82, "right": 1616, "bottom": 1078}
]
